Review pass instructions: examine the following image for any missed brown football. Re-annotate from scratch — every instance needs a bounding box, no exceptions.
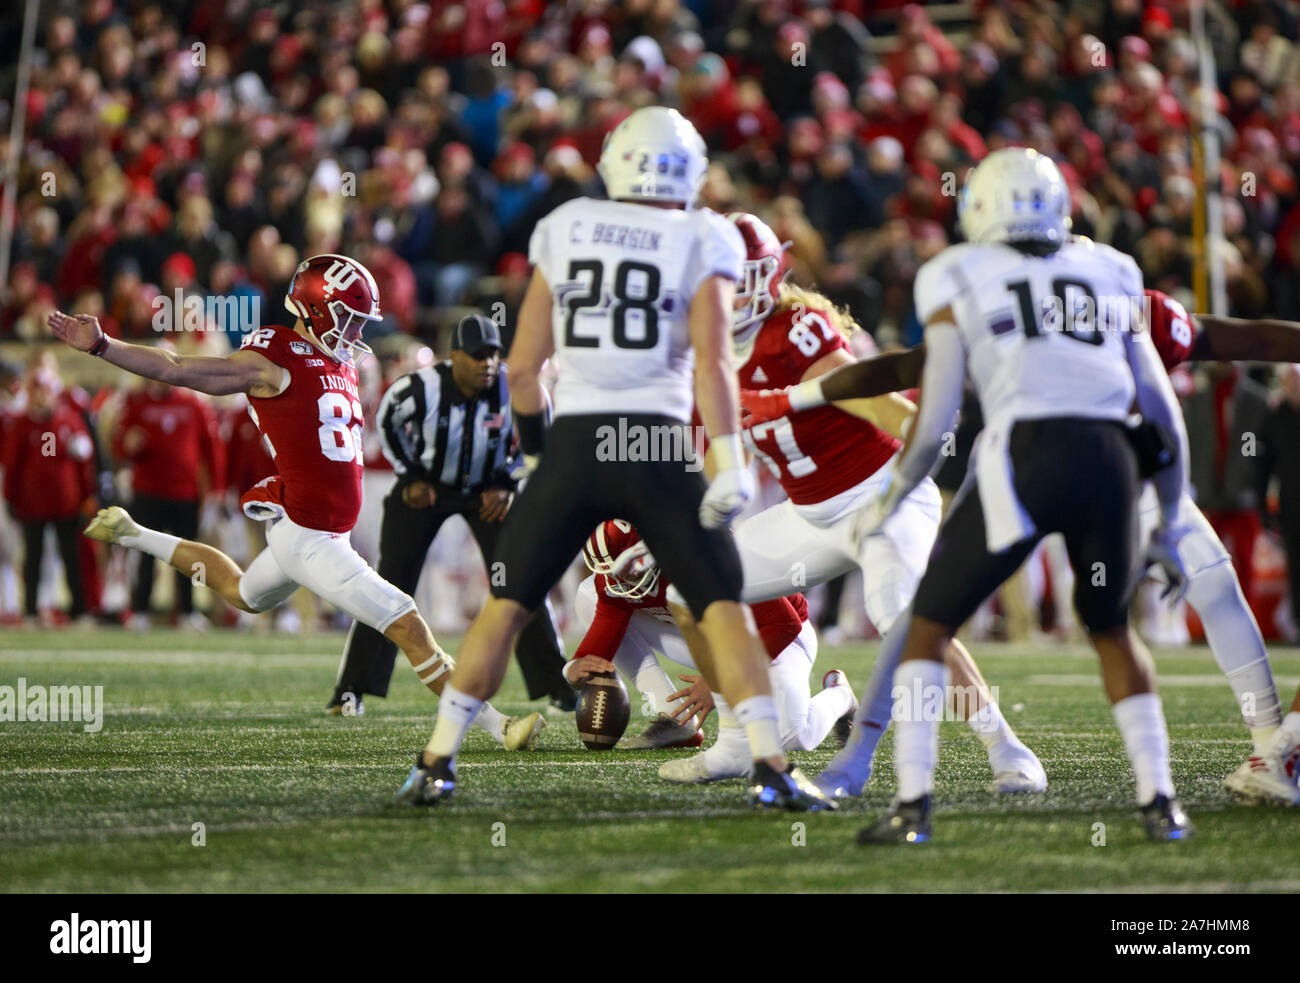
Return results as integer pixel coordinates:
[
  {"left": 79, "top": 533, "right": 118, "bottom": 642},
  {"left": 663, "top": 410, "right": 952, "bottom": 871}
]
[{"left": 576, "top": 671, "right": 631, "bottom": 751}]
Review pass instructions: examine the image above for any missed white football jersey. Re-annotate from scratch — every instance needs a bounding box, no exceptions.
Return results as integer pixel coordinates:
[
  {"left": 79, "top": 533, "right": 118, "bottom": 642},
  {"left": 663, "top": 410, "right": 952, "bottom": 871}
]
[
  {"left": 528, "top": 197, "right": 745, "bottom": 422},
  {"left": 914, "top": 237, "right": 1143, "bottom": 428}
]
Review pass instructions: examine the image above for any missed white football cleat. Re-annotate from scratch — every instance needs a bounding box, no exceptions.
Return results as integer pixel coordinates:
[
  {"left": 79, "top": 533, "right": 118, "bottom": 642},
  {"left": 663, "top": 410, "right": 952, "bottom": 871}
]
[
  {"left": 1224, "top": 753, "right": 1300, "bottom": 805},
  {"left": 821, "top": 669, "right": 857, "bottom": 747},
  {"left": 989, "top": 741, "right": 1047, "bottom": 794},
  {"left": 83, "top": 506, "right": 141, "bottom": 545},
  {"left": 813, "top": 743, "right": 874, "bottom": 799},
  {"left": 658, "top": 748, "right": 748, "bottom": 784},
  {"left": 503, "top": 712, "right": 546, "bottom": 751},
  {"left": 813, "top": 766, "right": 869, "bottom": 800}
]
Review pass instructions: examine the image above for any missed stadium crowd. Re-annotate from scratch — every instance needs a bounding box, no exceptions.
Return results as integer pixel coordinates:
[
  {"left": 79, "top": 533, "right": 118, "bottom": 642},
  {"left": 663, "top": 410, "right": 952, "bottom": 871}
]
[{"left": 2, "top": 0, "right": 1300, "bottom": 640}]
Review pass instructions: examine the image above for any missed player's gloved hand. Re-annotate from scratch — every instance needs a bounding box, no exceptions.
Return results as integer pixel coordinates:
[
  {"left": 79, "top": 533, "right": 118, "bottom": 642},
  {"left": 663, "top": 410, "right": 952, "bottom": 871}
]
[
  {"left": 739, "top": 388, "right": 793, "bottom": 427},
  {"left": 1146, "top": 523, "right": 1190, "bottom": 604},
  {"left": 563, "top": 655, "right": 617, "bottom": 688},
  {"left": 699, "top": 432, "right": 753, "bottom": 529},
  {"left": 849, "top": 495, "right": 890, "bottom": 551}
]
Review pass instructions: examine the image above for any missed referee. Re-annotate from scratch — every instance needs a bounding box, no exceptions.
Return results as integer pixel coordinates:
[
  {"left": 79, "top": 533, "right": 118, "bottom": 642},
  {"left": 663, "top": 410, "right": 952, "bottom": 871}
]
[{"left": 327, "top": 314, "right": 572, "bottom": 713}]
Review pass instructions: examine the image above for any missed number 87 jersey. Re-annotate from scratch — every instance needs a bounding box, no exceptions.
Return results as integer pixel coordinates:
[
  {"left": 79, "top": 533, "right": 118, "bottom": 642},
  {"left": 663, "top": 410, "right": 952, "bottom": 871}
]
[
  {"left": 528, "top": 197, "right": 746, "bottom": 424},
  {"left": 241, "top": 323, "right": 364, "bottom": 533},
  {"left": 738, "top": 305, "right": 901, "bottom": 505}
]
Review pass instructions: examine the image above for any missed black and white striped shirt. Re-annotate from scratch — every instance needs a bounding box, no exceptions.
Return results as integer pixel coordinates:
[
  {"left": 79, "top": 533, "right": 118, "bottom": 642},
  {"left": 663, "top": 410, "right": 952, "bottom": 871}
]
[{"left": 377, "top": 363, "right": 517, "bottom": 496}]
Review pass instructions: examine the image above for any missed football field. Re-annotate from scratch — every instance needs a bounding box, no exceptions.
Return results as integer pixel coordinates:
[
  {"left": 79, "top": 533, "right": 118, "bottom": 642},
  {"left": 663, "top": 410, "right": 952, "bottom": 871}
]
[{"left": 2, "top": 629, "right": 1298, "bottom": 894}]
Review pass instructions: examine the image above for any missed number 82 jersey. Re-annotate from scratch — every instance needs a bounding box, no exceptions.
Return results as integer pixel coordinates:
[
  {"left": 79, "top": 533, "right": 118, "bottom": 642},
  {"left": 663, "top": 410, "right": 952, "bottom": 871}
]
[{"left": 242, "top": 323, "right": 363, "bottom": 533}]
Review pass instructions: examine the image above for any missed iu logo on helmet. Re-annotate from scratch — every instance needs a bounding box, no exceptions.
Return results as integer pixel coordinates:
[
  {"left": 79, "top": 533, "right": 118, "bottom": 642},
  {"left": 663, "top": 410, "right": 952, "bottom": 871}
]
[{"left": 321, "top": 260, "right": 361, "bottom": 298}]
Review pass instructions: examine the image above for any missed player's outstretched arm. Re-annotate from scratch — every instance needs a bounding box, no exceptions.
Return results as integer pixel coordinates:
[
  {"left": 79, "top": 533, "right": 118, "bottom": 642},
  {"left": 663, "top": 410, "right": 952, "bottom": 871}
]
[
  {"left": 1195, "top": 315, "right": 1300, "bottom": 363},
  {"left": 1125, "top": 323, "right": 1190, "bottom": 523},
  {"left": 739, "top": 345, "right": 926, "bottom": 426},
  {"left": 48, "top": 311, "right": 283, "bottom": 397},
  {"left": 874, "top": 317, "right": 964, "bottom": 516},
  {"left": 820, "top": 345, "right": 927, "bottom": 401}
]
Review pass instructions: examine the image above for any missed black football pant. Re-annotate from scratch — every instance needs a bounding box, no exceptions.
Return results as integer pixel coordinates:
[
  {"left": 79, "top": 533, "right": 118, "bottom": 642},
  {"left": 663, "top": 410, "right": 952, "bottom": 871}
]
[
  {"left": 334, "top": 487, "right": 569, "bottom": 701},
  {"left": 130, "top": 496, "right": 199, "bottom": 615},
  {"left": 21, "top": 517, "right": 85, "bottom": 618}
]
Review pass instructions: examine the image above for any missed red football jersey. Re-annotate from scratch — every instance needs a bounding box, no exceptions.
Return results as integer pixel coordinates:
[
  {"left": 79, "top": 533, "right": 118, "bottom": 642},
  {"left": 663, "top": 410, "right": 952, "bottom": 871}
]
[
  {"left": 114, "top": 387, "right": 223, "bottom": 501},
  {"left": 738, "top": 306, "right": 900, "bottom": 505},
  {"left": 1145, "top": 288, "right": 1199, "bottom": 371},
  {"left": 241, "top": 324, "right": 363, "bottom": 533},
  {"left": 576, "top": 573, "right": 807, "bottom": 664}
]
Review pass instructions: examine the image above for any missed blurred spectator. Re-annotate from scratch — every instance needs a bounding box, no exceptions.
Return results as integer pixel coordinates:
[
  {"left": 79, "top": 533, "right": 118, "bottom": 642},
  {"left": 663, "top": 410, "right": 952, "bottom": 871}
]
[
  {"left": 113, "top": 371, "right": 223, "bottom": 629},
  {"left": 2, "top": 359, "right": 94, "bottom": 624},
  {"left": 1261, "top": 364, "right": 1300, "bottom": 626},
  {"left": 1184, "top": 364, "right": 1271, "bottom": 604}
]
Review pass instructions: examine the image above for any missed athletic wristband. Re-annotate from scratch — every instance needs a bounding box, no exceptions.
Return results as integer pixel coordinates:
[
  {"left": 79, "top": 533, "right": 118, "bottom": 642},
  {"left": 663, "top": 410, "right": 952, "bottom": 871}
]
[
  {"left": 788, "top": 378, "right": 826, "bottom": 411},
  {"left": 709, "top": 431, "right": 746, "bottom": 473},
  {"left": 515, "top": 409, "right": 547, "bottom": 456},
  {"left": 88, "top": 332, "right": 110, "bottom": 358}
]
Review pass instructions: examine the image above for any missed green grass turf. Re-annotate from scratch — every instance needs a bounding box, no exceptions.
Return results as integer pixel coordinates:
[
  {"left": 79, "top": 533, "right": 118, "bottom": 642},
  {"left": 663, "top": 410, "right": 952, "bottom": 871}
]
[{"left": 1, "top": 628, "right": 1298, "bottom": 893}]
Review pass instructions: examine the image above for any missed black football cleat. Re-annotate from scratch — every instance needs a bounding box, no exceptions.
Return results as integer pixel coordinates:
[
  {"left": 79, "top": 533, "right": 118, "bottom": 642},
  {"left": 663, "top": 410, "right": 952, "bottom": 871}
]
[
  {"left": 326, "top": 690, "right": 364, "bottom": 717},
  {"left": 395, "top": 753, "right": 456, "bottom": 806},
  {"left": 547, "top": 688, "right": 578, "bottom": 715},
  {"left": 748, "top": 761, "right": 836, "bottom": 812},
  {"left": 857, "top": 795, "right": 932, "bottom": 845},
  {"left": 1140, "top": 794, "right": 1194, "bottom": 842}
]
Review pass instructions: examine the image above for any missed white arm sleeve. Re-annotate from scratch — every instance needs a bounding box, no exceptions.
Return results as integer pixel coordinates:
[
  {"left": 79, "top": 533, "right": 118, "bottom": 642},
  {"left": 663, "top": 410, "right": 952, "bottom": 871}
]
[
  {"left": 1125, "top": 325, "right": 1189, "bottom": 524},
  {"left": 880, "top": 322, "right": 966, "bottom": 514}
]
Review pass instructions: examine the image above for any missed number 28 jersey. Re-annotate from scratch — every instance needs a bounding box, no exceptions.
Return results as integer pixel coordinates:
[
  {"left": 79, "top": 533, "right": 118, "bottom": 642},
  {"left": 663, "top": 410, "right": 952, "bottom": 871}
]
[
  {"left": 241, "top": 324, "right": 363, "bottom": 534},
  {"left": 914, "top": 237, "right": 1142, "bottom": 429},
  {"left": 528, "top": 197, "right": 745, "bottom": 423}
]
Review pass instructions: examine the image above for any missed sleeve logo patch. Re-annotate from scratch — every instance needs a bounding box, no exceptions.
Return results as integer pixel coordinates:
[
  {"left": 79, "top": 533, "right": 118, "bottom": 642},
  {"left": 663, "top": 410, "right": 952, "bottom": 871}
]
[{"left": 290, "top": 341, "right": 314, "bottom": 355}]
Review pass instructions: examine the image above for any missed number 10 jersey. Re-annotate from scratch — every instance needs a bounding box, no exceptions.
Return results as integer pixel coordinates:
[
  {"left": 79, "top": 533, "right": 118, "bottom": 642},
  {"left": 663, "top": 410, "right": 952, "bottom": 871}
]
[
  {"left": 914, "top": 236, "right": 1142, "bottom": 431},
  {"left": 528, "top": 197, "right": 745, "bottom": 423},
  {"left": 241, "top": 323, "right": 363, "bottom": 533}
]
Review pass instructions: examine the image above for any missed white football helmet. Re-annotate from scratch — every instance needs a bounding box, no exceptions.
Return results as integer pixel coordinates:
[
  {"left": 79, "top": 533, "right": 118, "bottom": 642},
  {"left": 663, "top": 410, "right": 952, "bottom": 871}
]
[
  {"left": 958, "top": 148, "right": 1071, "bottom": 246},
  {"left": 597, "top": 107, "right": 708, "bottom": 208}
]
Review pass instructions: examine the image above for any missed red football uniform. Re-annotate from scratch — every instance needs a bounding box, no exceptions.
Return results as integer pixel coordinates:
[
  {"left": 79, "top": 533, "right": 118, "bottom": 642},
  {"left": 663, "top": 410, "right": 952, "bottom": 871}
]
[
  {"left": 577, "top": 572, "right": 808, "bottom": 663},
  {"left": 114, "top": 387, "right": 223, "bottom": 501},
  {"left": 1144, "top": 288, "right": 1198, "bottom": 371},
  {"left": 220, "top": 401, "right": 275, "bottom": 495},
  {"left": 738, "top": 306, "right": 900, "bottom": 505},
  {"left": 240, "top": 323, "right": 363, "bottom": 533}
]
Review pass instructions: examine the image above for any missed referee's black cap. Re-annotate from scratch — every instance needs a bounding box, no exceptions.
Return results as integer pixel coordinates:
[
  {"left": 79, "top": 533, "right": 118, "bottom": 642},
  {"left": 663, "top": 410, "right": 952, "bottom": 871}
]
[{"left": 452, "top": 314, "right": 504, "bottom": 356}]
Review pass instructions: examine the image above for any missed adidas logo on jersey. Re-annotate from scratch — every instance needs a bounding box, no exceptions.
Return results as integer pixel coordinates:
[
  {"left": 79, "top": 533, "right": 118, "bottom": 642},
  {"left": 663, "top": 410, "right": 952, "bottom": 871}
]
[{"left": 750, "top": 366, "right": 769, "bottom": 384}]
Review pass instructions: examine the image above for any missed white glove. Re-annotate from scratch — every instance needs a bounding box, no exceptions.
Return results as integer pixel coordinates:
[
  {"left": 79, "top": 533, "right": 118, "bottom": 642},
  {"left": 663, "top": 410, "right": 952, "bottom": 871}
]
[
  {"left": 849, "top": 494, "right": 890, "bottom": 552},
  {"left": 699, "top": 432, "right": 753, "bottom": 529},
  {"left": 1146, "top": 523, "right": 1190, "bottom": 604}
]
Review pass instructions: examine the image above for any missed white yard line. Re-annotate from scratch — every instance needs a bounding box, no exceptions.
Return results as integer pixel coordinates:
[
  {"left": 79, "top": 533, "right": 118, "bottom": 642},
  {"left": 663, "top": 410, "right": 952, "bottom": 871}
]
[
  {"left": 1028, "top": 674, "right": 1300, "bottom": 686},
  {"left": 0, "top": 650, "right": 332, "bottom": 667}
]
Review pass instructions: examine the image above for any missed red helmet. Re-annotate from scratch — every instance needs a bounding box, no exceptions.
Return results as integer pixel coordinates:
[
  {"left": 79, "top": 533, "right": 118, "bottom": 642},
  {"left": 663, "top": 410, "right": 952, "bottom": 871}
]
[
  {"left": 284, "top": 253, "right": 382, "bottom": 364},
  {"left": 727, "top": 212, "right": 790, "bottom": 343},
  {"left": 582, "top": 519, "right": 660, "bottom": 600}
]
